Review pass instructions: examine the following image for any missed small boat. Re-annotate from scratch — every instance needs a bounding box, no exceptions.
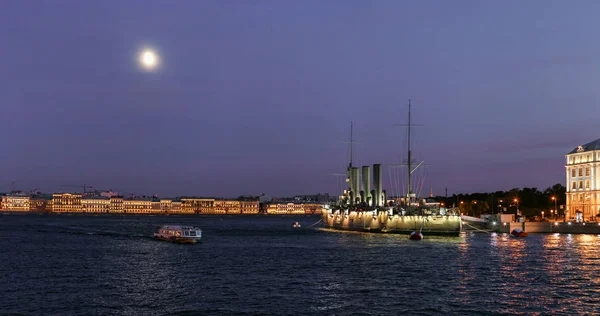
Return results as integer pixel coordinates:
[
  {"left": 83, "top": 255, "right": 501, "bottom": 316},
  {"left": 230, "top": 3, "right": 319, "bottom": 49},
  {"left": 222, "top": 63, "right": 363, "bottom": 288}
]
[
  {"left": 510, "top": 228, "right": 528, "bottom": 238},
  {"left": 292, "top": 221, "right": 301, "bottom": 228},
  {"left": 409, "top": 231, "right": 423, "bottom": 240},
  {"left": 154, "top": 225, "right": 202, "bottom": 244}
]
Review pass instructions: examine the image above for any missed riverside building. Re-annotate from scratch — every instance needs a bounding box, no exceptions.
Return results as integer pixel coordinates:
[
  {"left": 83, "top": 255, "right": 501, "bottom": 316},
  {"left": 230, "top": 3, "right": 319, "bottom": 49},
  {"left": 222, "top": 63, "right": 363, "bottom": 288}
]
[
  {"left": 566, "top": 139, "right": 600, "bottom": 222},
  {"left": 123, "top": 198, "right": 154, "bottom": 214},
  {"left": 266, "top": 203, "right": 323, "bottom": 215},
  {"left": 52, "top": 193, "right": 82, "bottom": 213},
  {"left": 82, "top": 196, "right": 110, "bottom": 213},
  {"left": 1, "top": 194, "right": 30, "bottom": 211}
]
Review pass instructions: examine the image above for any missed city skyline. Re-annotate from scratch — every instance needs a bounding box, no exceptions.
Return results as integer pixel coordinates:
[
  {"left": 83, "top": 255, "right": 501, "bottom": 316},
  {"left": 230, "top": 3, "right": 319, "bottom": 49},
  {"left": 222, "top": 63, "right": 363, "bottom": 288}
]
[{"left": 2, "top": 1, "right": 600, "bottom": 197}]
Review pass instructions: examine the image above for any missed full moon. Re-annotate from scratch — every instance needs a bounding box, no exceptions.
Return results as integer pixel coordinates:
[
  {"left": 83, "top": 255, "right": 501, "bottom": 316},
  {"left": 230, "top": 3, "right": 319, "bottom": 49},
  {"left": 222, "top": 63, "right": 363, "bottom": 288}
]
[{"left": 139, "top": 49, "right": 159, "bottom": 70}]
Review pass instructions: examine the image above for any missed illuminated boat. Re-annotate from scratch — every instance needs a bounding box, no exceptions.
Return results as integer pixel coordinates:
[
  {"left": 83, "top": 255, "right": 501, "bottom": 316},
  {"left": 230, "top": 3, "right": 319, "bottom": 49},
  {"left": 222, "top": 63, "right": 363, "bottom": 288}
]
[
  {"left": 510, "top": 228, "right": 528, "bottom": 238},
  {"left": 292, "top": 221, "right": 301, "bottom": 228},
  {"left": 154, "top": 225, "right": 202, "bottom": 244}
]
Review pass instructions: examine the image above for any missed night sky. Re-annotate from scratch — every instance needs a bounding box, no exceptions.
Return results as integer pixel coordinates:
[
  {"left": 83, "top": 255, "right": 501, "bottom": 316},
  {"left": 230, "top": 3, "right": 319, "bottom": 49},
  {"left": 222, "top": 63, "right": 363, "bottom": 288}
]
[{"left": 2, "top": 1, "right": 600, "bottom": 198}]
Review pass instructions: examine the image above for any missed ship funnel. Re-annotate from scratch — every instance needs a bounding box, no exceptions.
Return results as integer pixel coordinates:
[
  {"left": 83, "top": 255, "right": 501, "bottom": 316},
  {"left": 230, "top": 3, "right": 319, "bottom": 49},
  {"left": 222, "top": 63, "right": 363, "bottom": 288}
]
[
  {"left": 373, "top": 164, "right": 382, "bottom": 207},
  {"left": 361, "top": 166, "right": 370, "bottom": 204}
]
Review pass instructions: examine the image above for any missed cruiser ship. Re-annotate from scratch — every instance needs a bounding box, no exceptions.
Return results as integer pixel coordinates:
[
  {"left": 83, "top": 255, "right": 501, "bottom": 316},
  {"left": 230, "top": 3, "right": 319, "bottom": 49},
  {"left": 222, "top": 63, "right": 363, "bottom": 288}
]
[
  {"left": 321, "top": 101, "right": 462, "bottom": 236},
  {"left": 154, "top": 225, "right": 202, "bottom": 244}
]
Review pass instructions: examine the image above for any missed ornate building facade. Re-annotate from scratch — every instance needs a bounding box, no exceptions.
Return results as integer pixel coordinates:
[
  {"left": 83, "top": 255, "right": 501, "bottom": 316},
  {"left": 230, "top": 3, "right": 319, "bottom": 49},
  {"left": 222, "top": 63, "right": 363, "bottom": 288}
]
[
  {"left": 266, "top": 203, "right": 323, "bottom": 215},
  {"left": 566, "top": 139, "right": 600, "bottom": 222},
  {"left": 52, "top": 193, "right": 82, "bottom": 213},
  {"left": 1, "top": 194, "right": 30, "bottom": 211},
  {"left": 82, "top": 196, "right": 110, "bottom": 213}
]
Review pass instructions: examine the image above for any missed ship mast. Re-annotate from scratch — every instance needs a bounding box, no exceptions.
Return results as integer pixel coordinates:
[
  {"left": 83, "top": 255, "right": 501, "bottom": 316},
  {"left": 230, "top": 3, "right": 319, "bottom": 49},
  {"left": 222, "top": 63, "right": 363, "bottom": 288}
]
[
  {"left": 407, "top": 100, "right": 412, "bottom": 198},
  {"left": 392, "top": 100, "right": 424, "bottom": 211},
  {"left": 349, "top": 121, "right": 353, "bottom": 170}
]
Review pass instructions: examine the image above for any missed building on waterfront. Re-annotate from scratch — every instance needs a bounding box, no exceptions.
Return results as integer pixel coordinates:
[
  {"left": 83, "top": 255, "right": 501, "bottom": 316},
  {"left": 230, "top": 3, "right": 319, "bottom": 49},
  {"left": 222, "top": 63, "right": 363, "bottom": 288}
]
[
  {"left": 123, "top": 198, "right": 155, "bottom": 214},
  {"left": 179, "top": 198, "right": 258, "bottom": 214},
  {"left": 180, "top": 198, "right": 213, "bottom": 214},
  {"left": 171, "top": 201, "right": 182, "bottom": 213},
  {"left": 240, "top": 200, "right": 260, "bottom": 214},
  {"left": 52, "top": 193, "right": 82, "bottom": 213},
  {"left": 1, "top": 194, "right": 30, "bottom": 211},
  {"left": 159, "top": 199, "right": 172, "bottom": 213},
  {"left": 30, "top": 196, "right": 51, "bottom": 212},
  {"left": 214, "top": 200, "right": 239, "bottom": 214},
  {"left": 566, "top": 139, "right": 600, "bottom": 221},
  {"left": 109, "top": 196, "right": 124, "bottom": 213},
  {"left": 82, "top": 196, "right": 110, "bottom": 213},
  {"left": 266, "top": 203, "right": 323, "bottom": 215}
]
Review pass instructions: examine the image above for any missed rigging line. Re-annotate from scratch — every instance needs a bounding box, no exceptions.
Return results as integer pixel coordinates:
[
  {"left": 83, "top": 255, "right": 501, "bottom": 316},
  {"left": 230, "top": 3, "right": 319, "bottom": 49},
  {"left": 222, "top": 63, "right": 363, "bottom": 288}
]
[
  {"left": 308, "top": 218, "right": 323, "bottom": 228},
  {"left": 399, "top": 165, "right": 404, "bottom": 200},
  {"left": 418, "top": 166, "right": 426, "bottom": 198},
  {"left": 396, "top": 165, "right": 400, "bottom": 200},
  {"left": 463, "top": 222, "right": 492, "bottom": 234},
  {"left": 394, "top": 166, "right": 399, "bottom": 201},
  {"left": 419, "top": 163, "right": 426, "bottom": 197},
  {"left": 391, "top": 166, "right": 397, "bottom": 202},
  {"left": 394, "top": 168, "right": 402, "bottom": 200},
  {"left": 390, "top": 166, "right": 395, "bottom": 202},
  {"left": 390, "top": 166, "right": 396, "bottom": 202}
]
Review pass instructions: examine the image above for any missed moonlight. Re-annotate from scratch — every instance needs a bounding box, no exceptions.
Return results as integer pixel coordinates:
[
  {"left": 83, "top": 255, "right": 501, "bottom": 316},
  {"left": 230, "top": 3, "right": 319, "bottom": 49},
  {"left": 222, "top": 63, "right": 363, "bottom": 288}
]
[{"left": 139, "top": 49, "right": 159, "bottom": 71}]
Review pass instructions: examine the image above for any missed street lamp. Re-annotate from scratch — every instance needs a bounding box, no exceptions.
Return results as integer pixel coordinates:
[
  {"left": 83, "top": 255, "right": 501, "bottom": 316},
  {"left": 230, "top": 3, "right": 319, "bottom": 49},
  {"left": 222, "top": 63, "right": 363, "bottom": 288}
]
[
  {"left": 551, "top": 196, "right": 557, "bottom": 220},
  {"left": 514, "top": 198, "right": 520, "bottom": 216},
  {"left": 541, "top": 211, "right": 544, "bottom": 219}
]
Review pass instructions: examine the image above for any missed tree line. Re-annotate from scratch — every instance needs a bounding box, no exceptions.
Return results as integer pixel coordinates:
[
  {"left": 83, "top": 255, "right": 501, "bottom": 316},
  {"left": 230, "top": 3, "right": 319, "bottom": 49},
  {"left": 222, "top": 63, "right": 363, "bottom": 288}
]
[{"left": 436, "top": 183, "right": 566, "bottom": 218}]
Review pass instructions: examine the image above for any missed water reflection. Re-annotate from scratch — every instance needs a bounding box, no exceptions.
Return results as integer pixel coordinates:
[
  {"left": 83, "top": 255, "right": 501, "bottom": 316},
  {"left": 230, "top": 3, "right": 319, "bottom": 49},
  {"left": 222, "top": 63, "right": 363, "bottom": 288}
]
[{"left": 5, "top": 216, "right": 600, "bottom": 314}]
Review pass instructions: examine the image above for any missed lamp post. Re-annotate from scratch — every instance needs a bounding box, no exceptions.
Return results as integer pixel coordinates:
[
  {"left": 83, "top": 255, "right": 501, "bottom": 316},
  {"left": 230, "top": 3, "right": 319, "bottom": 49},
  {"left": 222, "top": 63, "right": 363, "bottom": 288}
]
[
  {"left": 514, "top": 198, "right": 519, "bottom": 216},
  {"left": 541, "top": 211, "right": 544, "bottom": 219},
  {"left": 551, "top": 196, "right": 557, "bottom": 221}
]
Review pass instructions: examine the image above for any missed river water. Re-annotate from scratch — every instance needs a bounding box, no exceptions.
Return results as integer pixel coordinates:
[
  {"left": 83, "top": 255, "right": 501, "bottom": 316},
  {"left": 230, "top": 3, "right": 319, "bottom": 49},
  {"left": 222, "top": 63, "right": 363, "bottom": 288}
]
[{"left": 1, "top": 214, "right": 599, "bottom": 315}]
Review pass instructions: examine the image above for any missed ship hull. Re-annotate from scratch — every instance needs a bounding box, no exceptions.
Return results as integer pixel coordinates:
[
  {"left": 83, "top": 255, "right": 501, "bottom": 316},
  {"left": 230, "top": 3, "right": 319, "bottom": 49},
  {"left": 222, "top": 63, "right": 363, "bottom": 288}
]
[
  {"left": 321, "top": 210, "right": 462, "bottom": 236},
  {"left": 154, "top": 235, "right": 201, "bottom": 244}
]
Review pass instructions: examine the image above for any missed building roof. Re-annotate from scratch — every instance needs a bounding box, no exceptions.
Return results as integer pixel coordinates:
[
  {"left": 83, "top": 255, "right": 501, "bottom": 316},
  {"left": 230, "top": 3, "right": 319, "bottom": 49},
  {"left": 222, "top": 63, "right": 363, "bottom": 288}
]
[
  {"left": 82, "top": 196, "right": 110, "bottom": 200},
  {"left": 568, "top": 138, "right": 600, "bottom": 154}
]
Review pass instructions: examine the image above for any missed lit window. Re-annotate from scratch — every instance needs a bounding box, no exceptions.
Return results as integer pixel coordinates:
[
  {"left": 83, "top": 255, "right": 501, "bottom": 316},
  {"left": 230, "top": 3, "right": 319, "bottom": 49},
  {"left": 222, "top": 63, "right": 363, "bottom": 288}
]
[
  {"left": 586, "top": 180, "right": 590, "bottom": 189},
  {"left": 579, "top": 168, "right": 583, "bottom": 177},
  {"left": 586, "top": 167, "right": 590, "bottom": 177},
  {"left": 572, "top": 169, "right": 576, "bottom": 177},
  {"left": 579, "top": 181, "right": 583, "bottom": 189}
]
